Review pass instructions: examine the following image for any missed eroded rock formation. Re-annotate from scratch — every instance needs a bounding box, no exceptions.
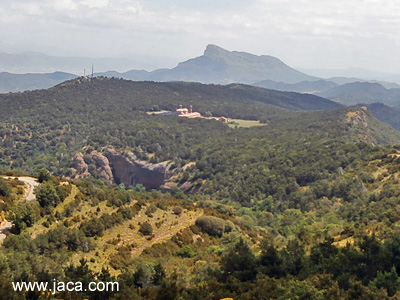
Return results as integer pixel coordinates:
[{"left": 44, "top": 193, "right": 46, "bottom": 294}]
[
  {"left": 90, "top": 150, "right": 113, "bottom": 183},
  {"left": 104, "top": 148, "right": 172, "bottom": 189},
  {"left": 70, "top": 147, "right": 175, "bottom": 190},
  {"left": 70, "top": 152, "right": 90, "bottom": 178}
]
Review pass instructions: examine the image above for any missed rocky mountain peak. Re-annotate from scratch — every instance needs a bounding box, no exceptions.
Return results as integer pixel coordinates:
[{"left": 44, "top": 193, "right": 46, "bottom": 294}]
[{"left": 203, "top": 44, "right": 230, "bottom": 58}]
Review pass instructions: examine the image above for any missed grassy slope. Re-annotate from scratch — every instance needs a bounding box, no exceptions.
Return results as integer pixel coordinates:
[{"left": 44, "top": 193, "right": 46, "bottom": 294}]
[{"left": 25, "top": 184, "right": 203, "bottom": 275}]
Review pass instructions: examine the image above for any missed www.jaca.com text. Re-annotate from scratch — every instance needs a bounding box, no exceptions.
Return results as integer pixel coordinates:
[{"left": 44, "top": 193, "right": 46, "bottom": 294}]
[{"left": 12, "top": 280, "right": 119, "bottom": 295}]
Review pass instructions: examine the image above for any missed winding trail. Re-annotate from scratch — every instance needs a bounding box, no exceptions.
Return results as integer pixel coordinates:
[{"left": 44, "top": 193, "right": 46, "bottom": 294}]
[
  {"left": 0, "top": 176, "right": 40, "bottom": 242},
  {"left": 15, "top": 176, "right": 40, "bottom": 201}
]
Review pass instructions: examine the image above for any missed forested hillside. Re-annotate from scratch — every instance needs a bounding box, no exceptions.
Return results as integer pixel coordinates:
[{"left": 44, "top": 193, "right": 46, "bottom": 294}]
[
  {"left": 2, "top": 77, "right": 400, "bottom": 299},
  {"left": 0, "top": 77, "right": 341, "bottom": 176}
]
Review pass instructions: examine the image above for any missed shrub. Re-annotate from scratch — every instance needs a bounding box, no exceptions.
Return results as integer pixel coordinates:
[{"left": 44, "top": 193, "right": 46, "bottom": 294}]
[
  {"left": 117, "top": 206, "right": 134, "bottom": 220},
  {"left": 36, "top": 183, "right": 60, "bottom": 208},
  {"left": 172, "top": 206, "right": 183, "bottom": 216},
  {"left": 80, "top": 218, "right": 105, "bottom": 237},
  {"left": 195, "top": 216, "right": 233, "bottom": 237},
  {"left": 145, "top": 204, "right": 157, "bottom": 217},
  {"left": 38, "top": 168, "right": 51, "bottom": 183},
  {"left": 177, "top": 246, "right": 196, "bottom": 258},
  {"left": 139, "top": 222, "right": 153, "bottom": 236},
  {"left": 0, "top": 178, "right": 11, "bottom": 197}
]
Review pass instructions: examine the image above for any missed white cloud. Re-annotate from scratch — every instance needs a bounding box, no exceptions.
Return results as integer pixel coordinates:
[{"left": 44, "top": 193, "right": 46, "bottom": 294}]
[
  {"left": 0, "top": 0, "right": 399, "bottom": 73},
  {"left": 81, "top": 0, "right": 109, "bottom": 9},
  {"left": 52, "top": 0, "right": 78, "bottom": 12}
]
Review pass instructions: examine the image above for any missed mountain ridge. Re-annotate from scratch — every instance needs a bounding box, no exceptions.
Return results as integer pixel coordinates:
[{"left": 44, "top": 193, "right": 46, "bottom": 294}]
[
  {"left": 2, "top": 45, "right": 400, "bottom": 96},
  {"left": 253, "top": 79, "right": 338, "bottom": 93},
  {"left": 317, "top": 81, "right": 400, "bottom": 106},
  {"left": 100, "top": 44, "right": 319, "bottom": 84},
  {"left": 0, "top": 71, "right": 78, "bottom": 93},
  {"left": 0, "top": 45, "right": 319, "bottom": 92}
]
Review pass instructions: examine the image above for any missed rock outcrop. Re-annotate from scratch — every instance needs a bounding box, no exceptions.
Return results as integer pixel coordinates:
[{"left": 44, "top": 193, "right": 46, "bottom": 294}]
[
  {"left": 104, "top": 148, "right": 172, "bottom": 190},
  {"left": 70, "top": 152, "right": 90, "bottom": 178},
  {"left": 70, "top": 147, "right": 174, "bottom": 190},
  {"left": 346, "top": 106, "right": 369, "bottom": 128},
  {"left": 90, "top": 150, "right": 114, "bottom": 183}
]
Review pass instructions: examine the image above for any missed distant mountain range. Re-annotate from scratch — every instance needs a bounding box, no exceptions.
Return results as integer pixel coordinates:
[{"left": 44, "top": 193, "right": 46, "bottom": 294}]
[
  {"left": 1, "top": 45, "right": 400, "bottom": 127},
  {"left": 298, "top": 67, "right": 400, "bottom": 85},
  {"left": 0, "top": 71, "right": 77, "bottom": 93},
  {"left": 253, "top": 78, "right": 400, "bottom": 115},
  {"left": 253, "top": 79, "right": 338, "bottom": 94},
  {"left": 95, "top": 44, "right": 318, "bottom": 84},
  {"left": 326, "top": 77, "right": 400, "bottom": 89},
  {"left": 0, "top": 45, "right": 320, "bottom": 92},
  {"left": 366, "top": 102, "right": 400, "bottom": 131},
  {"left": 253, "top": 78, "right": 400, "bottom": 94},
  {"left": 0, "top": 51, "right": 148, "bottom": 74},
  {"left": 316, "top": 82, "right": 400, "bottom": 107},
  {"left": 1, "top": 44, "right": 399, "bottom": 96}
]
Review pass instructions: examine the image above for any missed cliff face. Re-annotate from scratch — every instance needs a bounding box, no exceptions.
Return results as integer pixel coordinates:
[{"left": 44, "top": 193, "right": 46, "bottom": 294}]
[
  {"left": 70, "top": 147, "right": 174, "bottom": 190},
  {"left": 104, "top": 148, "right": 172, "bottom": 189}
]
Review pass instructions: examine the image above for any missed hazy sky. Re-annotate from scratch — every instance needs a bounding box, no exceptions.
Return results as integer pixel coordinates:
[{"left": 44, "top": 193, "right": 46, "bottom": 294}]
[{"left": 1, "top": 0, "right": 400, "bottom": 73}]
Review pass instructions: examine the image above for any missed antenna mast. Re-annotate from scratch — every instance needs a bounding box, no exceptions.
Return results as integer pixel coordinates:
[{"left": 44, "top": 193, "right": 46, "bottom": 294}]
[{"left": 91, "top": 64, "right": 94, "bottom": 78}]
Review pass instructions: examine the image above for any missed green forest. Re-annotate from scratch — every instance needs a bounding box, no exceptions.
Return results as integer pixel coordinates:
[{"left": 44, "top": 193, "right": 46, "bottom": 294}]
[{"left": 2, "top": 78, "right": 400, "bottom": 299}]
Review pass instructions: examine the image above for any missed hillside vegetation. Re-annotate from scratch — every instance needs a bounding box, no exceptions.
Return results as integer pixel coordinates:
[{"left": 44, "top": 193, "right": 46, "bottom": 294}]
[
  {"left": 2, "top": 78, "right": 400, "bottom": 299},
  {"left": 0, "top": 77, "right": 341, "bottom": 176}
]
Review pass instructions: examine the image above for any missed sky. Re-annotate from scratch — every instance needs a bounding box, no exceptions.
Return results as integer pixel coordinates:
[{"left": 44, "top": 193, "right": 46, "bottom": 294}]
[{"left": 1, "top": 0, "right": 400, "bottom": 75}]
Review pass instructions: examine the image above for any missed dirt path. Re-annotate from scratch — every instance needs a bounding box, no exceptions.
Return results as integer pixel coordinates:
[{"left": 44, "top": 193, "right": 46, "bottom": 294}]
[
  {"left": 0, "top": 176, "right": 40, "bottom": 242},
  {"left": 4, "top": 176, "right": 40, "bottom": 201},
  {"left": 19, "top": 176, "right": 40, "bottom": 201}
]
